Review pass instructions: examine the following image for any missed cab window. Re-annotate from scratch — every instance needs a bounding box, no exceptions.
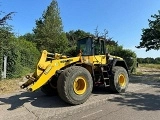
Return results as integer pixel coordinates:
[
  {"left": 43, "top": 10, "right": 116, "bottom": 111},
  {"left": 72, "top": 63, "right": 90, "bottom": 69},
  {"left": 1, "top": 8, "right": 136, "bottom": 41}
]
[
  {"left": 94, "top": 40, "right": 105, "bottom": 55},
  {"left": 77, "top": 38, "right": 92, "bottom": 56}
]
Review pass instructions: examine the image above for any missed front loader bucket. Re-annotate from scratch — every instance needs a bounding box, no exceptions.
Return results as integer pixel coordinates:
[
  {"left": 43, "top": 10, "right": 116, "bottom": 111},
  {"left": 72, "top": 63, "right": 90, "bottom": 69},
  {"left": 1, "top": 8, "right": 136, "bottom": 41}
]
[
  {"left": 20, "top": 50, "right": 80, "bottom": 92},
  {"left": 20, "top": 64, "right": 56, "bottom": 92}
]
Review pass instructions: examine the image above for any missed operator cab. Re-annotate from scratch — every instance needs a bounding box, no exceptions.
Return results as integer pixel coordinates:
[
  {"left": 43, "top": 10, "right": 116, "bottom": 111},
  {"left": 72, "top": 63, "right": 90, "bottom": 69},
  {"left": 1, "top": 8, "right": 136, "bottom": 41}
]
[{"left": 77, "top": 36, "right": 106, "bottom": 56}]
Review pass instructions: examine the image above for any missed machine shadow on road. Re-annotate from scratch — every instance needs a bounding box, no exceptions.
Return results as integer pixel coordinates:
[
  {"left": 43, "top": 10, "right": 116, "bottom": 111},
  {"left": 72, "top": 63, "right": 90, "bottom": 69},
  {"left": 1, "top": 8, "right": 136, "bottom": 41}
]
[
  {"left": 0, "top": 87, "right": 112, "bottom": 111},
  {"left": 130, "top": 74, "right": 160, "bottom": 88},
  {"left": 0, "top": 90, "right": 70, "bottom": 110},
  {"left": 92, "top": 86, "right": 112, "bottom": 95},
  {"left": 130, "top": 74, "right": 160, "bottom": 83},
  {"left": 108, "top": 90, "right": 160, "bottom": 111},
  {"left": 0, "top": 86, "right": 116, "bottom": 111},
  {"left": 108, "top": 75, "right": 160, "bottom": 111}
]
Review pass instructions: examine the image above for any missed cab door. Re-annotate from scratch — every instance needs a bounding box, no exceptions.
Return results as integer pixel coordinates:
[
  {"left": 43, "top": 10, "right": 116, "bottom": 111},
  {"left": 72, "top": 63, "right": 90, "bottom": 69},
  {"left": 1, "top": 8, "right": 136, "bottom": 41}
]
[{"left": 93, "top": 39, "right": 106, "bottom": 65}]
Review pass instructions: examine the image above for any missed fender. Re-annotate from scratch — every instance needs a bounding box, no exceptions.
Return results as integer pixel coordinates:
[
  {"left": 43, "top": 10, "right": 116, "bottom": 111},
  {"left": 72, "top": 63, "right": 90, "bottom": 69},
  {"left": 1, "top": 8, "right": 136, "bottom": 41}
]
[{"left": 112, "top": 58, "right": 129, "bottom": 74}]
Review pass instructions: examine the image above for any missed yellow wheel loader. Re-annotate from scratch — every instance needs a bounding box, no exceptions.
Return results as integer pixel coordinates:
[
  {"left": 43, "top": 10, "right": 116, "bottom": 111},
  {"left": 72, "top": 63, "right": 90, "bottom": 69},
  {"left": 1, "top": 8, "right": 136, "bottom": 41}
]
[{"left": 21, "top": 36, "right": 129, "bottom": 105}]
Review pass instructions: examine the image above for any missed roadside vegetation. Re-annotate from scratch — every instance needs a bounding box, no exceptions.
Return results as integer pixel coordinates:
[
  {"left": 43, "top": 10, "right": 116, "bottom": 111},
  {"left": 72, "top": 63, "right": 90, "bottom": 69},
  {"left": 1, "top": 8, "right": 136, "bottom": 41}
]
[
  {"left": 0, "top": 78, "right": 23, "bottom": 94},
  {"left": 139, "top": 64, "right": 160, "bottom": 69}
]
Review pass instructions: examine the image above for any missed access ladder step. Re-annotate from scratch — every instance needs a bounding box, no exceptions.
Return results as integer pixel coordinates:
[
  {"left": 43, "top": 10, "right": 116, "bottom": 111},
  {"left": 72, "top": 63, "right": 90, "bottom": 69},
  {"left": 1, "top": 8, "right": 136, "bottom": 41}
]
[{"left": 104, "top": 78, "right": 109, "bottom": 80}]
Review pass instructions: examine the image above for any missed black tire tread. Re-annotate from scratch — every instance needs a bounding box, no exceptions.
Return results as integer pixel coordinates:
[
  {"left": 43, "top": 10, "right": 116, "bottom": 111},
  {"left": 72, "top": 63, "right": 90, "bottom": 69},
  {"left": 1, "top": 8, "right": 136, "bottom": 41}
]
[
  {"left": 109, "top": 66, "right": 129, "bottom": 93},
  {"left": 57, "top": 66, "right": 93, "bottom": 105}
]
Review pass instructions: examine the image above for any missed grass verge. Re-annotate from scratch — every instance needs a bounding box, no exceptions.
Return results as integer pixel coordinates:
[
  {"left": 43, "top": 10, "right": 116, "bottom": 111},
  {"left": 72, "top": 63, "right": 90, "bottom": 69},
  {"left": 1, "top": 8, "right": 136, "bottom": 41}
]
[
  {"left": 139, "top": 64, "right": 160, "bottom": 69},
  {"left": 0, "top": 78, "right": 22, "bottom": 95}
]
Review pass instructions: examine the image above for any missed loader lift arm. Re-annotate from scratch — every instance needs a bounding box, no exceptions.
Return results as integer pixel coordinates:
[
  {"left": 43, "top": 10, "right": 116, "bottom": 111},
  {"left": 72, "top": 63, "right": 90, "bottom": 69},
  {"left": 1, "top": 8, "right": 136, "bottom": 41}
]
[{"left": 21, "top": 50, "right": 80, "bottom": 91}]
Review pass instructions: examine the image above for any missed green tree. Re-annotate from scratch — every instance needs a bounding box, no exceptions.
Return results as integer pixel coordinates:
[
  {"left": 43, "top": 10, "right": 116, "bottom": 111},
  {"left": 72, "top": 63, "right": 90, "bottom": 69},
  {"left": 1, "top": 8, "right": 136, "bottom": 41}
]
[
  {"left": 105, "top": 38, "right": 118, "bottom": 46},
  {"left": 0, "top": 27, "right": 13, "bottom": 79},
  {"left": 33, "top": 0, "right": 68, "bottom": 53},
  {"left": 0, "top": 9, "right": 14, "bottom": 79},
  {"left": 0, "top": 12, "right": 14, "bottom": 25},
  {"left": 0, "top": 28, "right": 40, "bottom": 79},
  {"left": 144, "top": 58, "right": 150, "bottom": 64},
  {"left": 136, "top": 10, "right": 160, "bottom": 51},
  {"left": 107, "top": 45, "right": 137, "bottom": 73},
  {"left": 66, "top": 29, "right": 92, "bottom": 56},
  {"left": 137, "top": 58, "right": 143, "bottom": 64},
  {"left": 4, "top": 37, "right": 40, "bottom": 78},
  {"left": 66, "top": 29, "right": 92, "bottom": 45},
  {"left": 19, "top": 33, "right": 35, "bottom": 42},
  {"left": 65, "top": 29, "right": 118, "bottom": 56},
  {"left": 155, "top": 57, "right": 160, "bottom": 64}
]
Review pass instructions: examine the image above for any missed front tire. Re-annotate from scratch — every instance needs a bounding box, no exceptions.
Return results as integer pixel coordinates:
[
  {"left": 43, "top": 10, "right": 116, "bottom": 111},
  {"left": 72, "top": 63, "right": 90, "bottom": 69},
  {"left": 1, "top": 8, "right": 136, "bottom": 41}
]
[
  {"left": 41, "top": 76, "right": 58, "bottom": 96},
  {"left": 57, "top": 66, "right": 93, "bottom": 105},
  {"left": 109, "top": 66, "right": 129, "bottom": 93}
]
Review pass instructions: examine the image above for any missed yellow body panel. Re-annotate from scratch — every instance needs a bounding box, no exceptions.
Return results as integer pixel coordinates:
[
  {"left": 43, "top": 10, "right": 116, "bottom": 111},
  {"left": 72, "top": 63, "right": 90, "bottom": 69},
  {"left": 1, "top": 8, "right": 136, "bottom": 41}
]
[{"left": 82, "top": 55, "right": 106, "bottom": 65}]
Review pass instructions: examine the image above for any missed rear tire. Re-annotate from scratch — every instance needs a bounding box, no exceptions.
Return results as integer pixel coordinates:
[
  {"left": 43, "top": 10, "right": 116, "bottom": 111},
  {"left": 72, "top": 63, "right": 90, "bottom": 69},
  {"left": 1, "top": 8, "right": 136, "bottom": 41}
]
[
  {"left": 57, "top": 66, "right": 93, "bottom": 105},
  {"left": 109, "top": 66, "right": 129, "bottom": 93}
]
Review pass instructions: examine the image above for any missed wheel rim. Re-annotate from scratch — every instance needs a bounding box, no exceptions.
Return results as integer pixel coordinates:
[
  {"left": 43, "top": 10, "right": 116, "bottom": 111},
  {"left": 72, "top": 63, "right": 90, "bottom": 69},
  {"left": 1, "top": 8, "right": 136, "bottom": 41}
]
[
  {"left": 73, "top": 76, "right": 87, "bottom": 95},
  {"left": 118, "top": 73, "right": 126, "bottom": 87}
]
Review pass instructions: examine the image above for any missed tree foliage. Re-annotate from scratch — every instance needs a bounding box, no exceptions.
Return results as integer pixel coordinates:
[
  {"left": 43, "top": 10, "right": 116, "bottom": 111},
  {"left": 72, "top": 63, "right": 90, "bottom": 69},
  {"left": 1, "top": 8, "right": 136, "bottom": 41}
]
[
  {"left": 0, "top": 27, "right": 40, "bottom": 79},
  {"left": 19, "top": 33, "right": 35, "bottom": 42},
  {"left": 0, "top": 27, "right": 12, "bottom": 79},
  {"left": 3, "top": 36, "right": 40, "bottom": 78},
  {"left": 137, "top": 57, "right": 160, "bottom": 64},
  {"left": 105, "top": 38, "right": 118, "bottom": 46},
  {"left": 0, "top": 26, "right": 13, "bottom": 79},
  {"left": 33, "top": 0, "right": 68, "bottom": 53},
  {"left": 66, "top": 29, "right": 92, "bottom": 46},
  {"left": 0, "top": 12, "right": 14, "bottom": 25},
  {"left": 0, "top": 9, "right": 14, "bottom": 79},
  {"left": 7, "top": 38, "right": 40, "bottom": 78},
  {"left": 107, "top": 45, "right": 137, "bottom": 73},
  {"left": 65, "top": 29, "right": 92, "bottom": 56},
  {"left": 136, "top": 10, "right": 160, "bottom": 51}
]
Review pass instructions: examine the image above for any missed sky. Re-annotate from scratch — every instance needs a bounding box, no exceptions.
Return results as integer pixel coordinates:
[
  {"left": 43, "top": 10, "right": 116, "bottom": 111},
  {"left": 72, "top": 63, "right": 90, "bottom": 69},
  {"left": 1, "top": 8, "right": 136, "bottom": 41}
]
[{"left": 1, "top": 0, "right": 160, "bottom": 58}]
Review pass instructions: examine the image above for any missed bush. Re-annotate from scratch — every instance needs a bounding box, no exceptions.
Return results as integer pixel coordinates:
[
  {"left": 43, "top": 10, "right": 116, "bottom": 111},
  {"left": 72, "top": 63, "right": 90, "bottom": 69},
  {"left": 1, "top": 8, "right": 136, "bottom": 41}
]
[
  {"left": 107, "top": 45, "right": 137, "bottom": 73},
  {"left": 4, "top": 37, "right": 40, "bottom": 78}
]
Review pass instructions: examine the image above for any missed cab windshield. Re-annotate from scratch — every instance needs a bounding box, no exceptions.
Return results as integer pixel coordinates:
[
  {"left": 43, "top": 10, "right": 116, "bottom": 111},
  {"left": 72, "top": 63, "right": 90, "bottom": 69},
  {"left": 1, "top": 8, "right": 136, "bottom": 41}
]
[{"left": 77, "top": 38, "right": 92, "bottom": 56}]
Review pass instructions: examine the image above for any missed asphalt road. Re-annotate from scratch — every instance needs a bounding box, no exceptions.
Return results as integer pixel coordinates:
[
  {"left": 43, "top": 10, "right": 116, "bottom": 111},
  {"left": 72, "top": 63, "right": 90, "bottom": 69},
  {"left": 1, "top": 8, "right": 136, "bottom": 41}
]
[
  {"left": 63, "top": 82, "right": 160, "bottom": 120},
  {"left": 0, "top": 76, "right": 160, "bottom": 120}
]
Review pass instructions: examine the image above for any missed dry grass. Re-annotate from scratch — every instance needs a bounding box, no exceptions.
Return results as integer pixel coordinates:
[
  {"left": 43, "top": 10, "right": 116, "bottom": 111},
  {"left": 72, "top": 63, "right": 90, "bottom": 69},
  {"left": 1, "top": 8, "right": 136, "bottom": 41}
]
[
  {"left": 139, "top": 64, "right": 160, "bottom": 69},
  {"left": 136, "top": 64, "right": 160, "bottom": 75},
  {"left": 0, "top": 78, "right": 23, "bottom": 95}
]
